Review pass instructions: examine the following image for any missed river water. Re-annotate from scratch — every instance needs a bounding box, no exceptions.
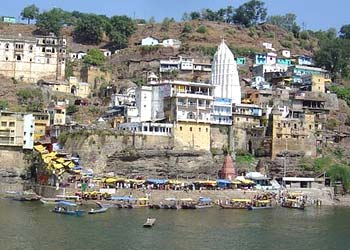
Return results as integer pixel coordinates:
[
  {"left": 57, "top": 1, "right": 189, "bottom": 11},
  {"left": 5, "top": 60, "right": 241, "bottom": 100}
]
[{"left": 0, "top": 199, "right": 349, "bottom": 250}]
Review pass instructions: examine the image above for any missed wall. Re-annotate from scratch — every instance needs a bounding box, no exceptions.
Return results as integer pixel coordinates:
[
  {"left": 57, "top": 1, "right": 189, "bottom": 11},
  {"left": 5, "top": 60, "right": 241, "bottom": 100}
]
[
  {"left": 210, "top": 126, "right": 229, "bottom": 150},
  {"left": 173, "top": 122, "right": 211, "bottom": 151},
  {"left": 0, "top": 146, "right": 26, "bottom": 179}
]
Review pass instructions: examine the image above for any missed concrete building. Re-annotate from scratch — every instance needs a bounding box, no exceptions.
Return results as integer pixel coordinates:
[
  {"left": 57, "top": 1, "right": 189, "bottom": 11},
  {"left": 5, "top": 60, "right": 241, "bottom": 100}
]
[
  {"left": 252, "top": 64, "right": 288, "bottom": 78},
  {"left": 33, "top": 113, "right": 50, "bottom": 141},
  {"left": 211, "top": 98, "right": 232, "bottom": 125},
  {"left": 162, "top": 39, "right": 181, "bottom": 48},
  {"left": 211, "top": 40, "right": 241, "bottom": 104},
  {"left": 1, "top": 16, "right": 16, "bottom": 23},
  {"left": 288, "top": 65, "right": 329, "bottom": 84},
  {"left": 69, "top": 51, "right": 87, "bottom": 60},
  {"left": 118, "top": 122, "right": 173, "bottom": 136},
  {"left": 271, "top": 110, "right": 316, "bottom": 159},
  {"left": 0, "top": 34, "right": 66, "bottom": 83},
  {"left": 47, "top": 102, "right": 66, "bottom": 125},
  {"left": 281, "top": 49, "right": 291, "bottom": 58},
  {"left": 0, "top": 111, "right": 35, "bottom": 149},
  {"left": 141, "top": 36, "right": 159, "bottom": 46},
  {"left": 159, "top": 56, "right": 211, "bottom": 73}
]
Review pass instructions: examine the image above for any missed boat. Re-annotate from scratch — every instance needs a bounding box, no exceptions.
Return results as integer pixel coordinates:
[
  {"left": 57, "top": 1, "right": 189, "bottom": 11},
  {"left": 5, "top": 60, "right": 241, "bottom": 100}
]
[
  {"left": 11, "top": 191, "right": 41, "bottom": 201},
  {"left": 88, "top": 207, "right": 108, "bottom": 214},
  {"left": 40, "top": 198, "right": 63, "bottom": 205},
  {"left": 52, "top": 201, "right": 86, "bottom": 216},
  {"left": 281, "top": 199, "right": 305, "bottom": 210},
  {"left": 143, "top": 218, "right": 156, "bottom": 228},
  {"left": 180, "top": 198, "right": 196, "bottom": 209},
  {"left": 220, "top": 198, "right": 251, "bottom": 209},
  {"left": 127, "top": 198, "right": 149, "bottom": 208},
  {"left": 247, "top": 200, "right": 274, "bottom": 210},
  {"left": 195, "top": 197, "right": 214, "bottom": 209}
]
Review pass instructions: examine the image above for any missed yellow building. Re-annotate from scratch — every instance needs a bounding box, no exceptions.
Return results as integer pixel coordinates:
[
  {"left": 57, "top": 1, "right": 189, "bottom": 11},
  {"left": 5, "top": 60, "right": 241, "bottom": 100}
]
[
  {"left": 0, "top": 111, "right": 35, "bottom": 149},
  {"left": 311, "top": 75, "right": 331, "bottom": 93},
  {"left": 33, "top": 113, "right": 50, "bottom": 141},
  {"left": 50, "top": 77, "right": 91, "bottom": 98},
  {"left": 47, "top": 102, "right": 66, "bottom": 125},
  {"left": 174, "top": 122, "right": 211, "bottom": 151},
  {"left": 271, "top": 111, "right": 316, "bottom": 159}
]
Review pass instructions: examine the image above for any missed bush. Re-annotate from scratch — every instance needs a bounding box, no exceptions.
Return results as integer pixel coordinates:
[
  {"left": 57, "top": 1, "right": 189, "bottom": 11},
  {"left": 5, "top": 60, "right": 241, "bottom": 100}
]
[
  {"left": 299, "top": 30, "right": 310, "bottom": 40},
  {"left": 0, "top": 100, "right": 8, "bottom": 110},
  {"left": 196, "top": 25, "right": 207, "bottom": 34},
  {"left": 280, "top": 40, "right": 293, "bottom": 49},
  {"left": 182, "top": 24, "right": 192, "bottom": 33}
]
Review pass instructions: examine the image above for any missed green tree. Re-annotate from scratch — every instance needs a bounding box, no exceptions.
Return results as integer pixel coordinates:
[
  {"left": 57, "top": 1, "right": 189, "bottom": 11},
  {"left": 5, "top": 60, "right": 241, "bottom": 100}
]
[
  {"left": 17, "top": 88, "right": 43, "bottom": 112},
  {"left": 189, "top": 11, "right": 201, "bottom": 20},
  {"left": 74, "top": 14, "right": 105, "bottom": 44},
  {"left": 83, "top": 48, "right": 106, "bottom": 66},
  {"left": 327, "top": 164, "right": 350, "bottom": 192},
  {"left": 66, "top": 104, "right": 78, "bottom": 115},
  {"left": 107, "top": 15, "right": 136, "bottom": 49},
  {"left": 339, "top": 24, "right": 350, "bottom": 39},
  {"left": 0, "top": 100, "right": 8, "bottom": 110},
  {"left": 233, "top": 0, "right": 267, "bottom": 27},
  {"left": 21, "top": 4, "right": 39, "bottom": 24},
  {"left": 36, "top": 8, "right": 67, "bottom": 36},
  {"left": 196, "top": 25, "right": 207, "bottom": 34},
  {"left": 315, "top": 38, "right": 350, "bottom": 80},
  {"left": 266, "top": 13, "right": 299, "bottom": 32}
]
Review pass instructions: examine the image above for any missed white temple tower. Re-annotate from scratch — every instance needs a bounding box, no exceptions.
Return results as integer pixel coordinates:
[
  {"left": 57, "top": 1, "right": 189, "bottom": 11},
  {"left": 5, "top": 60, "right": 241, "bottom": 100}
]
[{"left": 211, "top": 40, "right": 241, "bottom": 104}]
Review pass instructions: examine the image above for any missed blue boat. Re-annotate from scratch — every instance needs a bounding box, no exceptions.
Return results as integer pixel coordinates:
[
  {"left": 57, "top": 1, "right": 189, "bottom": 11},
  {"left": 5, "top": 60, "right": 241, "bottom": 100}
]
[{"left": 52, "top": 201, "right": 86, "bottom": 216}]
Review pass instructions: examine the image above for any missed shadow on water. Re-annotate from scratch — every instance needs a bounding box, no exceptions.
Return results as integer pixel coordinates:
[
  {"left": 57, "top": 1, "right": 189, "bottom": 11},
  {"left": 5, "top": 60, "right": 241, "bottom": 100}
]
[{"left": 0, "top": 199, "right": 350, "bottom": 250}]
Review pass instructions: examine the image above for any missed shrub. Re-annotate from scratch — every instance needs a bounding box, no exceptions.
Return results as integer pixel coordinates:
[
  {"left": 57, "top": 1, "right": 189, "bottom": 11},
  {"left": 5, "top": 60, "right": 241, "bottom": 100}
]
[
  {"left": 196, "top": 25, "right": 207, "bottom": 34},
  {"left": 182, "top": 24, "right": 192, "bottom": 33}
]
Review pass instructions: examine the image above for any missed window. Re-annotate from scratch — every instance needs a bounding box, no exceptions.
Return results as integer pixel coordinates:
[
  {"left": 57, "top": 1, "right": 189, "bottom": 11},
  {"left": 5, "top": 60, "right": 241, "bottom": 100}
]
[
  {"left": 42, "top": 47, "right": 45, "bottom": 52},
  {"left": 206, "top": 128, "right": 208, "bottom": 132},
  {"left": 9, "top": 122, "right": 15, "bottom": 127},
  {"left": 179, "top": 126, "right": 182, "bottom": 131},
  {"left": 5, "top": 43, "right": 9, "bottom": 50},
  {"left": 189, "top": 127, "right": 192, "bottom": 132},
  {"left": 5, "top": 57, "right": 8, "bottom": 61},
  {"left": 309, "top": 125, "right": 312, "bottom": 129},
  {"left": 47, "top": 58, "right": 50, "bottom": 64},
  {"left": 1, "top": 122, "right": 6, "bottom": 127},
  {"left": 199, "top": 127, "right": 201, "bottom": 132},
  {"left": 16, "top": 55, "right": 21, "bottom": 61},
  {"left": 29, "top": 45, "right": 33, "bottom": 52},
  {"left": 294, "top": 124, "right": 297, "bottom": 129}
]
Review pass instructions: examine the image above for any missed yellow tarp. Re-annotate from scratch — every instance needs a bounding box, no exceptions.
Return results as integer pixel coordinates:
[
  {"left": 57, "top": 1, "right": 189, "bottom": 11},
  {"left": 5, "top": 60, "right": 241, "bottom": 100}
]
[
  {"left": 231, "top": 199, "right": 251, "bottom": 202},
  {"left": 53, "top": 163, "right": 64, "bottom": 169},
  {"left": 105, "top": 178, "right": 118, "bottom": 183},
  {"left": 231, "top": 180, "right": 241, "bottom": 184}
]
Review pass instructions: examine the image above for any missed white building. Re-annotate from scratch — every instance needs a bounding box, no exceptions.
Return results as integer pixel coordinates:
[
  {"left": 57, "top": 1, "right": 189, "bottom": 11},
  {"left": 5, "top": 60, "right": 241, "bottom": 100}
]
[
  {"left": 162, "top": 39, "right": 181, "bottom": 48},
  {"left": 0, "top": 34, "right": 66, "bottom": 83},
  {"left": 118, "top": 122, "right": 173, "bottom": 136},
  {"left": 141, "top": 36, "right": 159, "bottom": 46},
  {"left": 211, "top": 40, "right": 241, "bottom": 104},
  {"left": 23, "top": 114, "right": 35, "bottom": 149},
  {"left": 281, "top": 49, "right": 291, "bottom": 58},
  {"left": 69, "top": 51, "right": 87, "bottom": 60},
  {"left": 252, "top": 64, "right": 288, "bottom": 77},
  {"left": 211, "top": 98, "right": 232, "bottom": 125}
]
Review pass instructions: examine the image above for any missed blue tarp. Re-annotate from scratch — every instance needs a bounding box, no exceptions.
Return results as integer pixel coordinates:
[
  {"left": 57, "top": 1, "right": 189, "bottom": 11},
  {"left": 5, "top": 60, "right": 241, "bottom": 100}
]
[
  {"left": 111, "top": 196, "right": 136, "bottom": 201},
  {"left": 216, "top": 179, "right": 232, "bottom": 184},
  {"left": 199, "top": 197, "right": 212, "bottom": 202},
  {"left": 58, "top": 201, "right": 77, "bottom": 206},
  {"left": 146, "top": 179, "right": 168, "bottom": 184}
]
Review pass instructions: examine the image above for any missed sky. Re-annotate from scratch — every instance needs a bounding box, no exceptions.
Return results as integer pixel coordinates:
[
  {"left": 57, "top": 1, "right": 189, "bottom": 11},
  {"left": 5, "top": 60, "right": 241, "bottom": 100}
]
[{"left": 1, "top": 0, "right": 349, "bottom": 31}]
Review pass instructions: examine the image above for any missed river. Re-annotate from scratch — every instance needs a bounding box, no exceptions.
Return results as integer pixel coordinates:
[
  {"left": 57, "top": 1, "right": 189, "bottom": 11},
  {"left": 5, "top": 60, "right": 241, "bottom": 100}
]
[{"left": 0, "top": 199, "right": 349, "bottom": 250}]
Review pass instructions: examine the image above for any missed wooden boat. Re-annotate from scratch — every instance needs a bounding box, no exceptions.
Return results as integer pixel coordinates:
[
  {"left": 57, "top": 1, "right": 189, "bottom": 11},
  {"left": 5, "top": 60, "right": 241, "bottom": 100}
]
[
  {"left": 52, "top": 201, "right": 86, "bottom": 216},
  {"left": 143, "top": 218, "right": 156, "bottom": 228},
  {"left": 10, "top": 191, "right": 41, "bottom": 201},
  {"left": 281, "top": 199, "right": 305, "bottom": 210},
  {"left": 40, "top": 198, "right": 63, "bottom": 205},
  {"left": 220, "top": 198, "right": 251, "bottom": 209},
  {"left": 247, "top": 200, "right": 274, "bottom": 210},
  {"left": 180, "top": 198, "right": 196, "bottom": 209},
  {"left": 128, "top": 198, "right": 149, "bottom": 208},
  {"left": 195, "top": 197, "right": 213, "bottom": 209},
  {"left": 88, "top": 207, "right": 108, "bottom": 214}
]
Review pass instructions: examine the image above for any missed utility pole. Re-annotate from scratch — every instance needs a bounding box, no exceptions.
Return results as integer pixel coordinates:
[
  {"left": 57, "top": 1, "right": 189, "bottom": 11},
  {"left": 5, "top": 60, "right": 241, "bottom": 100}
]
[{"left": 283, "top": 138, "right": 287, "bottom": 187}]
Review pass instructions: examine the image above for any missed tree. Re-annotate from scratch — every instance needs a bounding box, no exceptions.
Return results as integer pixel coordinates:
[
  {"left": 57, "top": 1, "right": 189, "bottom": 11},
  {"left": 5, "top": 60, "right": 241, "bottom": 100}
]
[
  {"left": 189, "top": 11, "right": 201, "bottom": 20},
  {"left": 36, "top": 8, "right": 67, "bottom": 36},
  {"left": 74, "top": 14, "right": 105, "bottom": 44},
  {"left": 266, "top": 13, "right": 299, "bottom": 32},
  {"left": 107, "top": 15, "right": 136, "bottom": 49},
  {"left": 83, "top": 48, "right": 106, "bottom": 66},
  {"left": 315, "top": 37, "right": 350, "bottom": 80},
  {"left": 327, "top": 164, "right": 350, "bottom": 193},
  {"left": 233, "top": 0, "right": 267, "bottom": 27},
  {"left": 339, "top": 24, "right": 350, "bottom": 39},
  {"left": 21, "top": 4, "right": 39, "bottom": 24}
]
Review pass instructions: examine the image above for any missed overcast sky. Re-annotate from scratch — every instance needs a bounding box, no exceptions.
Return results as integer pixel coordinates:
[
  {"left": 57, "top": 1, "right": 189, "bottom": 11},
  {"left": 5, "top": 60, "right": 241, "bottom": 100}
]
[{"left": 2, "top": 0, "right": 349, "bottom": 31}]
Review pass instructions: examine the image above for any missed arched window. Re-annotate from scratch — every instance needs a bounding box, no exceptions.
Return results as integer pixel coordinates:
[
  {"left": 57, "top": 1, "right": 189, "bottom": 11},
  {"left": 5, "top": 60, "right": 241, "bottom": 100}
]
[
  {"left": 29, "top": 45, "right": 33, "bottom": 52},
  {"left": 187, "top": 112, "right": 195, "bottom": 120},
  {"left": 16, "top": 55, "right": 21, "bottom": 61},
  {"left": 5, "top": 43, "right": 9, "bottom": 50}
]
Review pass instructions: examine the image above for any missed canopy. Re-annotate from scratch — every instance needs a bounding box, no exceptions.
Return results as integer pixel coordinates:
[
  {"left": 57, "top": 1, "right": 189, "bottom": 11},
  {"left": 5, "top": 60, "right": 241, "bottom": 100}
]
[
  {"left": 231, "top": 198, "right": 251, "bottom": 202},
  {"left": 111, "top": 196, "right": 136, "bottom": 201},
  {"left": 146, "top": 179, "right": 168, "bottom": 184},
  {"left": 138, "top": 198, "right": 149, "bottom": 201},
  {"left": 216, "top": 179, "right": 232, "bottom": 184},
  {"left": 58, "top": 201, "right": 77, "bottom": 207},
  {"left": 180, "top": 198, "right": 193, "bottom": 201},
  {"left": 199, "top": 197, "right": 212, "bottom": 202}
]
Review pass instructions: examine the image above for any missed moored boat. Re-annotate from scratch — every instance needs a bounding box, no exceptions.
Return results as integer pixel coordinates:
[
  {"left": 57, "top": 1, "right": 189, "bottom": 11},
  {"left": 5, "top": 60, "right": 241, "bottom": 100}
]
[
  {"left": 281, "top": 199, "right": 305, "bottom": 210},
  {"left": 195, "top": 197, "right": 214, "bottom": 209},
  {"left": 52, "top": 201, "right": 86, "bottom": 216},
  {"left": 220, "top": 198, "right": 251, "bottom": 209},
  {"left": 40, "top": 198, "right": 63, "bottom": 205},
  {"left": 247, "top": 200, "right": 274, "bottom": 210},
  {"left": 88, "top": 207, "right": 108, "bottom": 214}
]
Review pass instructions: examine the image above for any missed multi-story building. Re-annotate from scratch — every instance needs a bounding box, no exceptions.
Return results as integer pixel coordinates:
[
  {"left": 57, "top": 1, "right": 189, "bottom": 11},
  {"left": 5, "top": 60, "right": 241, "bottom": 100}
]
[
  {"left": 288, "top": 65, "right": 329, "bottom": 84},
  {"left": 0, "top": 34, "right": 66, "bottom": 83},
  {"left": 47, "top": 102, "right": 66, "bottom": 125},
  {"left": 211, "top": 98, "right": 232, "bottom": 125},
  {"left": 271, "top": 110, "right": 316, "bottom": 159},
  {"left": 0, "top": 111, "right": 34, "bottom": 149},
  {"left": 33, "top": 113, "right": 50, "bottom": 141},
  {"left": 159, "top": 56, "right": 211, "bottom": 73},
  {"left": 232, "top": 104, "right": 263, "bottom": 153},
  {"left": 161, "top": 80, "right": 214, "bottom": 151}
]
